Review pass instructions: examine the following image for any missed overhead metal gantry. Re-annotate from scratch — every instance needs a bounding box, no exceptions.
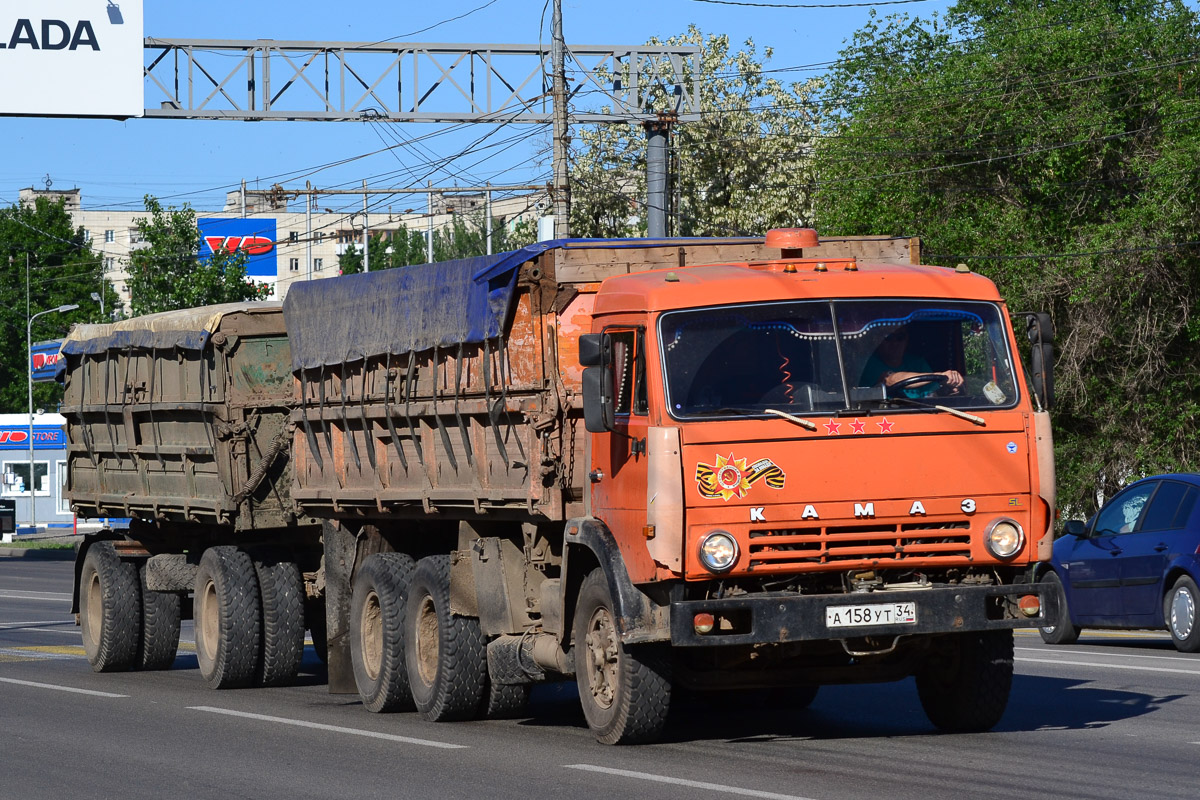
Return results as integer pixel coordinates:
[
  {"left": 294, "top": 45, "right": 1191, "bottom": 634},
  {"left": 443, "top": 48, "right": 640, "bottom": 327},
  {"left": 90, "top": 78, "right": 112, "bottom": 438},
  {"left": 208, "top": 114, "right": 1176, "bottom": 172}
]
[{"left": 142, "top": 38, "right": 701, "bottom": 123}]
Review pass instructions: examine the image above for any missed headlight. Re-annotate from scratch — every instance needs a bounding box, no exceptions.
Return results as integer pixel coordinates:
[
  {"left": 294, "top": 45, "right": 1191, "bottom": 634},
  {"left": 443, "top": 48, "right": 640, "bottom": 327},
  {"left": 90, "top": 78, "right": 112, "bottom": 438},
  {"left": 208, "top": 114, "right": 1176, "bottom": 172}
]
[
  {"left": 985, "top": 518, "right": 1025, "bottom": 560},
  {"left": 699, "top": 530, "right": 739, "bottom": 572}
]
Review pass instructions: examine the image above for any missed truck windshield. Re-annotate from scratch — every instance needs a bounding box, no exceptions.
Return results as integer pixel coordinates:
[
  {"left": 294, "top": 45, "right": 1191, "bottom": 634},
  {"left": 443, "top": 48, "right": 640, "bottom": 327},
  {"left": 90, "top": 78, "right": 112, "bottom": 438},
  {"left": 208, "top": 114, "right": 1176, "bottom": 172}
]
[{"left": 659, "top": 299, "right": 1018, "bottom": 419}]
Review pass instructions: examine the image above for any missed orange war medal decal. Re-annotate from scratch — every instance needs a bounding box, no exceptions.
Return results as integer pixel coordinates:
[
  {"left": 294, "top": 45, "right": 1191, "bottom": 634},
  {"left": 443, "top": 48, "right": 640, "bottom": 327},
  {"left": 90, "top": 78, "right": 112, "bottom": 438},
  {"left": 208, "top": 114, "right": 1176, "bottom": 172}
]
[{"left": 695, "top": 453, "right": 786, "bottom": 501}]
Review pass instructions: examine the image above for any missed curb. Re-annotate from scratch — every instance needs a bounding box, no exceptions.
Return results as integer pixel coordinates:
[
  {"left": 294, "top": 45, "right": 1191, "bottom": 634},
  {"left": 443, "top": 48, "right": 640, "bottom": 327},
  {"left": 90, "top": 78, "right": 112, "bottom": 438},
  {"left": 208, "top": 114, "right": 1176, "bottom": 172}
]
[{"left": 0, "top": 546, "right": 77, "bottom": 561}]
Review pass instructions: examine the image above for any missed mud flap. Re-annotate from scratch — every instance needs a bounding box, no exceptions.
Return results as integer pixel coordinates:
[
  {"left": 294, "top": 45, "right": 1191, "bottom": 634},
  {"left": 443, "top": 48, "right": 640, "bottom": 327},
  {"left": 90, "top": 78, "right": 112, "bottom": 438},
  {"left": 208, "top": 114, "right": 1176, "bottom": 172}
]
[{"left": 322, "top": 520, "right": 357, "bottom": 694}]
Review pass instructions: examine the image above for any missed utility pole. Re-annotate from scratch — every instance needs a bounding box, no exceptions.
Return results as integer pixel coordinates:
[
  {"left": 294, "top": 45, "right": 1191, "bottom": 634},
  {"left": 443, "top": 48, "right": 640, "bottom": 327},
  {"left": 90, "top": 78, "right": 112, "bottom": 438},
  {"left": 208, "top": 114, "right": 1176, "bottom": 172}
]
[
  {"left": 305, "top": 180, "right": 313, "bottom": 281},
  {"left": 551, "top": 0, "right": 570, "bottom": 238},
  {"left": 644, "top": 113, "right": 674, "bottom": 238},
  {"left": 362, "top": 179, "right": 370, "bottom": 272}
]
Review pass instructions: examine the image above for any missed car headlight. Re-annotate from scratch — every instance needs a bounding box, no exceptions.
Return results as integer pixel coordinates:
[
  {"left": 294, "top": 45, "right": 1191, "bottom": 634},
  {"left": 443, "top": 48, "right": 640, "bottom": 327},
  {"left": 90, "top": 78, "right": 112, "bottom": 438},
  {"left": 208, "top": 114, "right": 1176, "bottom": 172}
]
[
  {"left": 699, "top": 530, "right": 739, "bottom": 572},
  {"left": 984, "top": 518, "right": 1024, "bottom": 560}
]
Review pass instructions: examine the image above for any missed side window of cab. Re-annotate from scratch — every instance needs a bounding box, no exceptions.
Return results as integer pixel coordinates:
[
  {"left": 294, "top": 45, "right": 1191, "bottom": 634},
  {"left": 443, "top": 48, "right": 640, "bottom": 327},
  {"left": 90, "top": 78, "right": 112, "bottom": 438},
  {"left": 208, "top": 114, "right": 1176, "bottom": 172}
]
[{"left": 607, "top": 328, "right": 647, "bottom": 417}]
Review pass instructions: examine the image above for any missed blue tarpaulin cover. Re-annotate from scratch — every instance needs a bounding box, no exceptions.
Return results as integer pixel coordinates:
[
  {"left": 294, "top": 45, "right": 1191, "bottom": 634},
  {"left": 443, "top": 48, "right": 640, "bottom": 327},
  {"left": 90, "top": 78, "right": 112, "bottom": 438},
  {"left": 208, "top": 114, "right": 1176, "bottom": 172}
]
[{"left": 282, "top": 237, "right": 759, "bottom": 370}]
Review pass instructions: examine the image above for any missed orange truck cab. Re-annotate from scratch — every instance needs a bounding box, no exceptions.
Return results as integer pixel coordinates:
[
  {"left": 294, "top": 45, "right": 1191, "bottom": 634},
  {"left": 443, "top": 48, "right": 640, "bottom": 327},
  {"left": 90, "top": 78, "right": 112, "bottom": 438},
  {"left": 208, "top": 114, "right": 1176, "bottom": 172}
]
[{"left": 577, "top": 228, "right": 1057, "bottom": 738}]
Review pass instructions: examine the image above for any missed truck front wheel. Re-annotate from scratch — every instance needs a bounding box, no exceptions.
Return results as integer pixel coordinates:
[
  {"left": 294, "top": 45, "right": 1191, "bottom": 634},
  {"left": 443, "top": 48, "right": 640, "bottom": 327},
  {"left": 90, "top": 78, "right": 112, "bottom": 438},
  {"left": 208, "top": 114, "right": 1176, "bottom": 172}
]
[
  {"left": 194, "top": 546, "right": 262, "bottom": 689},
  {"left": 80, "top": 541, "right": 141, "bottom": 672},
  {"left": 573, "top": 569, "right": 671, "bottom": 745},
  {"left": 916, "top": 629, "right": 1013, "bottom": 733},
  {"left": 404, "top": 555, "right": 487, "bottom": 721},
  {"left": 351, "top": 552, "right": 417, "bottom": 712}
]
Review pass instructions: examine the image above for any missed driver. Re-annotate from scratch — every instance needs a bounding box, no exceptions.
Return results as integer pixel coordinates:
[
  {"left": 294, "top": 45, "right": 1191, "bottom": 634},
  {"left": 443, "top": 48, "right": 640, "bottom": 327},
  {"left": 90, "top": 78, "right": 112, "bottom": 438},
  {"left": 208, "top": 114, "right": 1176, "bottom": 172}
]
[{"left": 859, "top": 325, "right": 964, "bottom": 397}]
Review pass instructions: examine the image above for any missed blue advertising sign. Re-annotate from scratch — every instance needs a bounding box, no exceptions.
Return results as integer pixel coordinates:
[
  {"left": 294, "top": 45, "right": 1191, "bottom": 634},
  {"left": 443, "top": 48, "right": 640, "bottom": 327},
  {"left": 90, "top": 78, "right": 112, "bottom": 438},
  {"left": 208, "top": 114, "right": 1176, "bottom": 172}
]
[
  {"left": 198, "top": 217, "right": 278, "bottom": 281},
  {"left": 30, "top": 339, "right": 64, "bottom": 383},
  {"left": 0, "top": 426, "right": 66, "bottom": 450}
]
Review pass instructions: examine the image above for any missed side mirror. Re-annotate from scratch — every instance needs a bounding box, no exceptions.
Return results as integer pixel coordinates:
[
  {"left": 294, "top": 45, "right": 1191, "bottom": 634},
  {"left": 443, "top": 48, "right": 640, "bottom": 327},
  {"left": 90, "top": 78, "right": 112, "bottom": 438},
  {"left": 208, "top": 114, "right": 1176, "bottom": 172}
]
[
  {"left": 582, "top": 366, "right": 614, "bottom": 432},
  {"left": 1063, "top": 519, "right": 1087, "bottom": 538},
  {"left": 1021, "top": 312, "right": 1055, "bottom": 410},
  {"left": 579, "top": 333, "right": 608, "bottom": 368}
]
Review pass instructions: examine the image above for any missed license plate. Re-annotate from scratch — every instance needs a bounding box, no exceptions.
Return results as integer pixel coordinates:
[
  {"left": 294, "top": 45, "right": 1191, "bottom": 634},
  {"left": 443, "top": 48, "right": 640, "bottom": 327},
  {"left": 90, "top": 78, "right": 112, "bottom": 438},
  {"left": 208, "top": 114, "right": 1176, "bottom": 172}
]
[{"left": 825, "top": 601, "right": 917, "bottom": 629}]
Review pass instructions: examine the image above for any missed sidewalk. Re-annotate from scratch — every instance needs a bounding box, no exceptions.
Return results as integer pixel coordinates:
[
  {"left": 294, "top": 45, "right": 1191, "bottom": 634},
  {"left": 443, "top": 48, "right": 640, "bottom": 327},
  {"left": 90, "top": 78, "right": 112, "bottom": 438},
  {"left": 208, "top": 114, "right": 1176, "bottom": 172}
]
[{"left": 0, "top": 529, "right": 84, "bottom": 560}]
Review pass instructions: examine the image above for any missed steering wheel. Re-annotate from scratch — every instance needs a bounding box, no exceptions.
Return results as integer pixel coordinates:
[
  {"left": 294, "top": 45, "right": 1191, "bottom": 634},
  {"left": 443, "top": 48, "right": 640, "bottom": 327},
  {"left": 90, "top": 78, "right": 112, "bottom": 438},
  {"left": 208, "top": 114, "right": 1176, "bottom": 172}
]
[{"left": 888, "top": 372, "right": 948, "bottom": 395}]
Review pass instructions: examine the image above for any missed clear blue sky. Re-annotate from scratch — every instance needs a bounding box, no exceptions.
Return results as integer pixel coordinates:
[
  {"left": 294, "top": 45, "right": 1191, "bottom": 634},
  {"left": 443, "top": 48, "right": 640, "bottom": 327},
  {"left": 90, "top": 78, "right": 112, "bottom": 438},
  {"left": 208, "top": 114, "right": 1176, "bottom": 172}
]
[{"left": 0, "top": 0, "right": 954, "bottom": 214}]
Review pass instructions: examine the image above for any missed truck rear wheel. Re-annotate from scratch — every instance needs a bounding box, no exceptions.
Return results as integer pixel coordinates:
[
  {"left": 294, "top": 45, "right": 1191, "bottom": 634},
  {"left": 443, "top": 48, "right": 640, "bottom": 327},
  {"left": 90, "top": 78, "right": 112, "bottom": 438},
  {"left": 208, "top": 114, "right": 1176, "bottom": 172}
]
[
  {"left": 80, "top": 541, "right": 141, "bottom": 673},
  {"left": 916, "top": 629, "right": 1013, "bottom": 733},
  {"left": 574, "top": 569, "right": 671, "bottom": 745},
  {"left": 404, "top": 555, "right": 487, "bottom": 721},
  {"left": 480, "top": 680, "right": 532, "bottom": 720},
  {"left": 254, "top": 555, "right": 306, "bottom": 686},
  {"left": 194, "top": 546, "right": 262, "bottom": 689},
  {"left": 351, "top": 552, "right": 417, "bottom": 712},
  {"left": 137, "top": 563, "right": 181, "bottom": 671}
]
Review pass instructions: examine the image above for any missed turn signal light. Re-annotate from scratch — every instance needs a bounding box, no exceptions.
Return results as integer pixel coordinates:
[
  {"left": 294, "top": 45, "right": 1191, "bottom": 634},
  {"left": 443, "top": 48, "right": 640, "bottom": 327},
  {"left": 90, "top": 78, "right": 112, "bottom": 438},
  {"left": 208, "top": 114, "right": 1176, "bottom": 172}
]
[
  {"left": 1018, "top": 595, "right": 1041, "bottom": 617},
  {"left": 694, "top": 613, "right": 715, "bottom": 634}
]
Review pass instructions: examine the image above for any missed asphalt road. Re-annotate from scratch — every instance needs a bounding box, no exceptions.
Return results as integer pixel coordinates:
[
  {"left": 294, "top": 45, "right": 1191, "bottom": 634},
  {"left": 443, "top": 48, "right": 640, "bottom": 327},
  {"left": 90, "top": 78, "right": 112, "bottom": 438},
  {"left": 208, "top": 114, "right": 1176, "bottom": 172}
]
[{"left": 3, "top": 558, "right": 1197, "bottom": 800}]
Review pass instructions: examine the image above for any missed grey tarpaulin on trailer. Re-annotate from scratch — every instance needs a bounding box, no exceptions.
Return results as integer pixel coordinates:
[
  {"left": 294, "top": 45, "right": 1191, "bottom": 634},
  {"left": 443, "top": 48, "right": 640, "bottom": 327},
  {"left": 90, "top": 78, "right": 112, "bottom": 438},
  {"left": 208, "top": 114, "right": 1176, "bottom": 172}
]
[{"left": 60, "top": 301, "right": 284, "bottom": 354}]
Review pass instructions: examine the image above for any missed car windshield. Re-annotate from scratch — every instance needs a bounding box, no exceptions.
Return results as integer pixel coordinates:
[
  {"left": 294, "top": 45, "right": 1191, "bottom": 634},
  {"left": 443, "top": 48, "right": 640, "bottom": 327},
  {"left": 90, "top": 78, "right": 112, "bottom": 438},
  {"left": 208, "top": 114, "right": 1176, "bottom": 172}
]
[{"left": 659, "top": 299, "right": 1019, "bottom": 419}]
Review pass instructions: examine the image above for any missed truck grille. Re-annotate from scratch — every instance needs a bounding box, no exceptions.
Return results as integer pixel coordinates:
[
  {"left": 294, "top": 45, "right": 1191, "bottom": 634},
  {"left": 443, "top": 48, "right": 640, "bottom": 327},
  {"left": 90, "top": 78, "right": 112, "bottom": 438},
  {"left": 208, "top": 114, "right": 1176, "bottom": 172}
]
[{"left": 747, "top": 521, "right": 972, "bottom": 569}]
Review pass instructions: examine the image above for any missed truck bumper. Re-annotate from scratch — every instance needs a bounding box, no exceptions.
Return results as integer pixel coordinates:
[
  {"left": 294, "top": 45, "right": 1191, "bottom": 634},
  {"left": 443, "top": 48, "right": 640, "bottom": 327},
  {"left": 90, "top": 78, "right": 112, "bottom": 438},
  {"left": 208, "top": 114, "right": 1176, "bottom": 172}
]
[{"left": 669, "top": 582, "right": 1057, "bottom": 647}]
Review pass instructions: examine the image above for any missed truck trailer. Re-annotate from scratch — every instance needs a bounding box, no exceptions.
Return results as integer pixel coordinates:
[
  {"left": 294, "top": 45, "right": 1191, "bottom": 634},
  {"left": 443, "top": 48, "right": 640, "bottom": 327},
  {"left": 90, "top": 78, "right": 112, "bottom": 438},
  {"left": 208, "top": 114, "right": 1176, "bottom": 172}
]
[{"left": 62, "top": 230, "right": 1058, "bottom": 744}]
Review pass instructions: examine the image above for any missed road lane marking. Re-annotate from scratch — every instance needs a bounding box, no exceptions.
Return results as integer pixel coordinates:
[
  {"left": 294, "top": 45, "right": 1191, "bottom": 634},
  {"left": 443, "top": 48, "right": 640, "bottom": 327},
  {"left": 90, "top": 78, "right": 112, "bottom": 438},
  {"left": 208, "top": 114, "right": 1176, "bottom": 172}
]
[
  {"left": 1016, "top": 646, "right": 1188, "bottom": 663},
  {"left": 188, "top": 706, "right": 467, "bottom": 749},
  {"left": 0, "top": 590, "right": 72, "bottom": 602},
  {"left": 0, "top": 620, "right": 78, "bottom": 630},
  {"left": 0, "top": 645, "right": 85, "bottom": 661},
  {"left": 1017, "top": 656, "right": 1200, "bottom": 676},
  {"left": 0, "top": 676, "right": 127, "bottom": 697},
  {"left": 564, "top": 764, "right": 818, "bottom": 800}
]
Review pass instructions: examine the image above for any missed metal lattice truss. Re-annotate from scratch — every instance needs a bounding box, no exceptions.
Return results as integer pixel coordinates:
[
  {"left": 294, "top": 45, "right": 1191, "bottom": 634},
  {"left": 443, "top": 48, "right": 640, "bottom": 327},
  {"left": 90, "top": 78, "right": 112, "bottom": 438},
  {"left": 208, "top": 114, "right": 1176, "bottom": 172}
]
[{"left": 143, "top": 39, "right": 701, "bottom": 123}]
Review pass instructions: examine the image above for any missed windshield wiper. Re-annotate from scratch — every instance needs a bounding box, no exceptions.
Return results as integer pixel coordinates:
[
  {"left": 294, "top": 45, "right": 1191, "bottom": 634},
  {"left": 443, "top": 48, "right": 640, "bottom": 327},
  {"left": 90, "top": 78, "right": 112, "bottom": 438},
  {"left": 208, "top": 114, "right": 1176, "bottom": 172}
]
[
  {"left": 888, "top": 396, "right": 986, "bottom": 426},
  {"left": 763, "top": 408, "right": 818, "bottom": 430}
]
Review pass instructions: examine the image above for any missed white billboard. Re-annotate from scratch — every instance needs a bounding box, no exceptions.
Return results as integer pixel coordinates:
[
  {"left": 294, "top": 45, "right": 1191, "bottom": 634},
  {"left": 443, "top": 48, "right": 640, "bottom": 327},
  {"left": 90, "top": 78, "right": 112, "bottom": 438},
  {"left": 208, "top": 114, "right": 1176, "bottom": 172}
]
[{"left": 0, "top": 1, "right": 143, "bottom": 118}]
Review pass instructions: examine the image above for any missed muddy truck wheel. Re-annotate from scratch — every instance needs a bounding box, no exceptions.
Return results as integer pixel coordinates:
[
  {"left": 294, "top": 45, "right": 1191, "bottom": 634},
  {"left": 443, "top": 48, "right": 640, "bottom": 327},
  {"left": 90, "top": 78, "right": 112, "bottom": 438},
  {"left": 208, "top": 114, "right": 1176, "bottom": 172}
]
[
  {"left": 194, "top": 547, "right": 262, "bottom": 689},
  {"left": 80, "top": 541, "right": 141, "bottom": 672},
  {"left": 254, "top": 555, "right": 306, "bottom": 686},
  {"left": 137, "top": 563, "right": 181, "bottom": 671},
  {"left": 404, "top": 555, "right": 487, "bottom": 722},
  {"left": 916, "top": 629, "right": 1013, "bottom": 733},
  {"left": 574, "top": 569, "right": 671, "bottom": 745},
  {"left": 351, "top": 553, "right": 417, "bottom": 712}
]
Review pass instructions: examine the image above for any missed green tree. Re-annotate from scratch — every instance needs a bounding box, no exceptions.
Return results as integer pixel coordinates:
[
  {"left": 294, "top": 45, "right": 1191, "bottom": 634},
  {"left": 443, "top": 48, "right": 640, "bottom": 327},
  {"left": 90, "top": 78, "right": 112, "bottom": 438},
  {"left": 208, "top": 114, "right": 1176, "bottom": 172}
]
[
  {"left": 126, "top": 196, "right": 270, "bottom": 316},
  {"left": 569, "top": 26, "right": 822, "bottom": 237},
  {"left": 0, "top": 197, "right": 109, "bottom": 412},
  {"left": 813, "top": 0, "right": 1200, "bottom": 514},
  {"left": 338, "top": 212, "right": 538, "bottom": 274}
]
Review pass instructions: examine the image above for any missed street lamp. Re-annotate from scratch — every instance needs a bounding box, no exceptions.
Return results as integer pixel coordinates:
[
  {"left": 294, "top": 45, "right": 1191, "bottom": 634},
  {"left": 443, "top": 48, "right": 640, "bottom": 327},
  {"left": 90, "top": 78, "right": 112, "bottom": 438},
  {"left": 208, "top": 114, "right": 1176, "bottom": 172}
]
[
  {"left": 27, "top": 303, "right": 78, "bottom": 535},
  {"left": 90, "top": 291, "right": 104, "bottom": 319}
]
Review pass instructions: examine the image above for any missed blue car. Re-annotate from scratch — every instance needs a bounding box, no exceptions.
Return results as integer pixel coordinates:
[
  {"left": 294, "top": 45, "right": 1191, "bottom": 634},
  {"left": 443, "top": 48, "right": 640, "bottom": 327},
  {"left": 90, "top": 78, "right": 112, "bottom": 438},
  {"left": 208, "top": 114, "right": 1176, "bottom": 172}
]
[{"left": 1037, "top": 473, "right": 1200, "bottom": 652}]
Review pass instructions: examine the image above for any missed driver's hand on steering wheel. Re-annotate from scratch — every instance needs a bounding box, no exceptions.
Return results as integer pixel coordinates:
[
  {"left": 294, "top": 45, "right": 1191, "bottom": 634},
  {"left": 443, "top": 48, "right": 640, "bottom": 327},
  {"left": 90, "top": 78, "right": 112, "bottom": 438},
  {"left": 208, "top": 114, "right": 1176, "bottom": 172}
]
[{"left": 940, "top": 370, "right": 965, "bottom": 391}]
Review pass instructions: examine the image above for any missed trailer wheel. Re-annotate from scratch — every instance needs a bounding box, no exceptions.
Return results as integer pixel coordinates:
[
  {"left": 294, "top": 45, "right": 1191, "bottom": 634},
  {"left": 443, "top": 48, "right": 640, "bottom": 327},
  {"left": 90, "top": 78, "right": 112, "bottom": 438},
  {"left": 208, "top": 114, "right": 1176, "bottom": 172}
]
[
  {"left": 480, "top": 680, "right": 532, "bottom": 720},
  {"left": 194, "top": 546, "right": 262, "bottom": 689},
  {"left": 137, "top": 563, "right": 181, "bottom": 671},
  {"left": 916, "top": 629, "right": 1013, "bottom": 733},
  {"left": 254, "top": 555, "right": 306, "bottom": 686},
  {"left": 351, "top": 553, "right": 416, "bottom": 712},
  {"left": 80, "top": 541, "right": 141, "bottom": 673},
  {"left": 1038, "top": 571, "right": 1080, "bottom": 645},
  {"left": 404, "top": 555, "right": 487, "bottom": 721},
  {"left": 573, "top": 569, "right": 671, "bottom": 745}
]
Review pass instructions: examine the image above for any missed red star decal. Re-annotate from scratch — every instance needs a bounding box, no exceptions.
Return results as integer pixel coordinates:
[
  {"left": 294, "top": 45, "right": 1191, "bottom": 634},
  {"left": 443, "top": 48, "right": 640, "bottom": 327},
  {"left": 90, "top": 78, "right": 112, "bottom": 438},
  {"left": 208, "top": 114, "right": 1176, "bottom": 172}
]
[
  {"left": 877, "top": 417, "right": 894, "bottom": 433},
  {"left": 823, "top": 419, "right": 841, "bottom": 435},
  {"left": 850, "top": 418, "right": 866, "bottom": 434}
]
